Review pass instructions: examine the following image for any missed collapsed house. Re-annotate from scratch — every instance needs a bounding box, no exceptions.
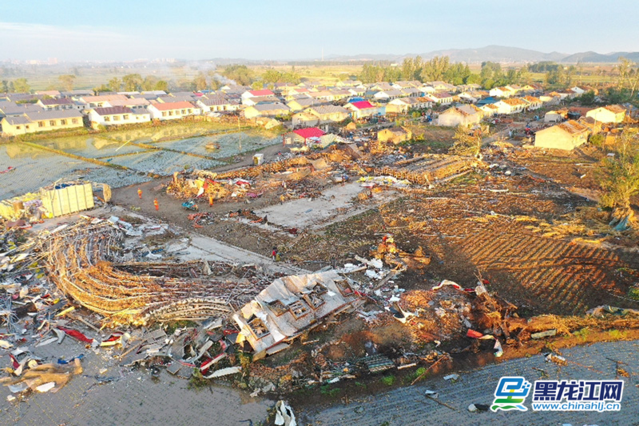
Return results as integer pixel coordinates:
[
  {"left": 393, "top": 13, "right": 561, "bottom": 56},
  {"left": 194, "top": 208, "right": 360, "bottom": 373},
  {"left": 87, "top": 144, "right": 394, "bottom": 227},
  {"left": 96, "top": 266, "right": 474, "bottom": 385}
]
[
  {"left": 373, "top": 154, "right": 477, "bottom": 185},
  {"left": 234, "top": 270, "right": 362, "bottom": 359}
]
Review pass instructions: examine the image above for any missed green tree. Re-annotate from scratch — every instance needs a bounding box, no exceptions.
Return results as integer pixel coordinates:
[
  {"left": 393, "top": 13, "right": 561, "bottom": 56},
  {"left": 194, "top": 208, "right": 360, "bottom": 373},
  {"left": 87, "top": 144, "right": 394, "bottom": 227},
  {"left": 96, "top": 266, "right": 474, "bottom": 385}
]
[
  {"left": 155, "top": 80, "right": 169, "bottom": 92},
  {"left": 221, "top": 64, "right": 254, "bottom": 86},
  {"left": 598, "top": 130, "right": 639, "bottom": 228},
  {"left": 122, "top": 74, "right": 143, "bottom": 91},
  {"left": 421, "top": 56, "right": 450, "bottom": 82},
  {"left": 262, "top": 69, "right": 282, "bottom": 84},
  {"left": 141, "top": 76, "right": 159, "bottom": 91},
  {"left": 1, "top": 80, "right": 8, "bottom": 93},
  {"left": 58, "top": 74, "right": 76, "bottom": 91},
  {"left": 12, "top": 78, "right": 30, "bottom": 93},
  {"left": 93, "top": 84, "right": 110, "bottom": 93},
  {"left": 579, "top": 90, "right": 596, "bottom": 105},
  {"left": 251, "top": 81, "right": 263, "bottom": 90},
  {"left": 108, "top": 77, "right": 122, "bottom": 92},
  {"left": 616, "top": 57, "right": 639, "bottom": 99},
  {"left": 193, "top": 72, "right": 208, "bottom": 91}
]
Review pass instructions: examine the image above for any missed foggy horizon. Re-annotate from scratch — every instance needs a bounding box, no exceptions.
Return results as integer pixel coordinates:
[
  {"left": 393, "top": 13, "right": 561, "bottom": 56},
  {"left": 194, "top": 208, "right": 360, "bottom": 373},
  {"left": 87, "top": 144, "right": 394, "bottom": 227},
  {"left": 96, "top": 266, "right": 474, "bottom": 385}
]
[{"left": 2, "top": 0, "right": 639, "bottom": 62}]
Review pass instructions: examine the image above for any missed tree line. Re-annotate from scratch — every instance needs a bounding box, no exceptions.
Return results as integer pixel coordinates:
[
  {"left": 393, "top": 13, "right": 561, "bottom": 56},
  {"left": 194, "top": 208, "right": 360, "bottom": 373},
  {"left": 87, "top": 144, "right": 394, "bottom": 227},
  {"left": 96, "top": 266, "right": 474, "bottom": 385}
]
[{"left": 358, "top": 56, "right": 529, "bottom": 89}]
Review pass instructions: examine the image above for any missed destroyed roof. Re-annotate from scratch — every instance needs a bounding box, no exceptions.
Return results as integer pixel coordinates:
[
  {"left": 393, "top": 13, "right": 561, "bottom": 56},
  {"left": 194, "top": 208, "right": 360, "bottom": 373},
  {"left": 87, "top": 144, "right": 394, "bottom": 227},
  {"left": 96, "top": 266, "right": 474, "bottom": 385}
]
[
  {"left": 502, "top": 98, "right": 527, "bottom": 106},
  {"left": 555, "top": 119, "right": 589, "bottom": 135},
  {"left": 385, "top": 127, "right": 410, "bottom": 135},
  {"left": 234, "top": 271, "right": 359, "bottom": 355},
  {"left": 293, "top": 127, "right": 326, "bottom": 139},
  {"left": 151, "top": 101, "right": 197, "bottom": 111},
  {"left": 93, "top": 106, "right": 134, "bottom": 115},
  {"left": 522, "top": 96, "right": 541, "bottom": 103},
  {"left": 604, "top": 105, "right": 626, "bottom": 114}
]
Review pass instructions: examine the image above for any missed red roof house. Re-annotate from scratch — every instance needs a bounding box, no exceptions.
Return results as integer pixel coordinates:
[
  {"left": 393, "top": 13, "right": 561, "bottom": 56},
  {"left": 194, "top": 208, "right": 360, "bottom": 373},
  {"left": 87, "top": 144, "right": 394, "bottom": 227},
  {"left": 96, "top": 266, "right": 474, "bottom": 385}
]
[
  {"left": 248, "top": 89, "right": 275, "bottom": 97},
  {"left": 293, "top": 127, "right": 326, "bottom": 139},
  {"left": 349, "top": 100, "right": 375, "bottom": 110}
]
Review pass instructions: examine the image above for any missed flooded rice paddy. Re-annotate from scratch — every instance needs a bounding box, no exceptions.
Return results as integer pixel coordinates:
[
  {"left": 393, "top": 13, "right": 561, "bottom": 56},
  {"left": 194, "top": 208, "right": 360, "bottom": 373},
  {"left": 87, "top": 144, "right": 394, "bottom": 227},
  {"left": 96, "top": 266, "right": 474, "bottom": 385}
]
[{"left": 0, "top": 128, "right": 279, "bottom": 200}]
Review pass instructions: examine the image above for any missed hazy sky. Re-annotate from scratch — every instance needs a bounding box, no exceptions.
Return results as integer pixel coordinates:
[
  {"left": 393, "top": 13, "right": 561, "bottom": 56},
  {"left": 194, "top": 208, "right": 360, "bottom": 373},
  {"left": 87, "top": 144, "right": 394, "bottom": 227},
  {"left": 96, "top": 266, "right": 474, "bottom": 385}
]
[{"left": 1, "top": 0, "right": 638, "bottom": 61}]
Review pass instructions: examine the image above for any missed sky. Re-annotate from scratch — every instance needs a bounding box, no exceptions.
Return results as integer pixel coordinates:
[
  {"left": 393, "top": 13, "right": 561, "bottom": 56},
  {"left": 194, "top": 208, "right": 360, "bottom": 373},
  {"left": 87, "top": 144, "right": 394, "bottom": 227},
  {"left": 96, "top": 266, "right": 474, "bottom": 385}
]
[{"left": 1, "top": 0, "right": 639, "bottom": 61}]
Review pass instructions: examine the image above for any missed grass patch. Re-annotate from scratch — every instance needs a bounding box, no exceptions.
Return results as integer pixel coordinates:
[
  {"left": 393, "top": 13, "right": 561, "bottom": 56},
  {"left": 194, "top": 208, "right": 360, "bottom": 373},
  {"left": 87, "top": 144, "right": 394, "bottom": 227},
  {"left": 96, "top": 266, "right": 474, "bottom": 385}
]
[
  {"left": 188, "top": 369, "right": 210, "bottom": 390},
  {"left": 381, "top": 375, "right": 396, "bottom": 386},
  {"left": 628, "top": 286, "right": 639, "bottom": 301},
  {"left": 403, "top": 367, "right": 426, "bottom": 384},
  {"left": 607, "top": 329, "right": 628, "bottom": 340},
  {"left": 320, "top": 385, "right": 342, "bottom": 398},
  {"left": 572, "top": 328, "right": 591, "bottom": 342}
]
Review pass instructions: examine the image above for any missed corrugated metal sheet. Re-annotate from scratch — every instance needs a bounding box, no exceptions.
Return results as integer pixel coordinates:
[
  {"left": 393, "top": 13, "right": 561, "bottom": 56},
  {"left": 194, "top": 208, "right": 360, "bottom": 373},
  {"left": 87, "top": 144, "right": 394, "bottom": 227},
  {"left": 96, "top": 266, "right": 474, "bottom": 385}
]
[{"left": 41, "top": 183, "right": 94, "bottom": 217}]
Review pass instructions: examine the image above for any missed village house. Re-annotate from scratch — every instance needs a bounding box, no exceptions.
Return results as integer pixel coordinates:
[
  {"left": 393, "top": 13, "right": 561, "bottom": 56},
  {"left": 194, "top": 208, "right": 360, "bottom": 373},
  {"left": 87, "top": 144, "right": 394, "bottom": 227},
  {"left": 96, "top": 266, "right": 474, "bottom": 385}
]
[
  {"left": 458, "top": 92, "right": 481, "bottom": 103},
  {"left": 307, "top": 105, "right": 350, "bottom": 124},
  {"left": 233, "top": 271, "right": 360, "bottom": 360},
  {"left": 373, "top": 89, "right": 403, "bottom": 102},
  {"left": 147, "top": 101, "right": 200, "bottom": 121},
  {"left": 428, "top": 81, "right": 456, "bottom": 92},
  {"left": 480, "top": 104, "right": 499, "bottom": 117},
  {"left": 347, "top": 87, "right": 366, "bottom": 97},
  {"left": 391, "top": 80, "right": 422, "bottom": 90},
  {"left": 1, "top": 109, "right": 84, "bottom": 136},
  {"left": 287, "top": 97, "right": 326, "bottom": 112},
  {"left": 494, "top": 98, "right": 528, "bottom": 114},
  {"left": 309, "top": 91, "right": 336, "bottom": 102},
  {"left": 0, "top": 103, "right": 44, "bottom": 118},
  {"left": 534, "top": 120, "right": 590, "bottom": 151},
  {"left": 35, "top": 90, "right": 61, "bottom": 98},
  {"left": 88, "top": 106, "right": 151, "bottom": 128},
  {"left": 284, "top": 127, "right": 326, "bottom": 145},
  {"left": 369, "top": 82, "right": 394, "bottom": 92},
  {"left": 377, "top": 127, "right": 412, "bottom": 144},
  {"left": 196, "top": 96, "right": 240, "bottom": 113},
  {"left": 401, "top": 87, "right": 422, "bottom": 97},
  {"left": 344, "top": 100, "right": 379, "bottom": 120},
  {"left": 243, "top": 96, "right": 281, "bottom": 107},
  {"left": 385, "top": 97, "right": 432, "bottom": 115},
  {"left": 243, "top": 102, "right": 290, "bottom": 119},
  {"left": 437, "top": 106, "right": 482, "bottom": 127},
  {"left": 36, "top": 98, "right": 82, "bottom": 111},
  {"left": 291, "top": 112, "right": 320, "bottom": 128},
  {"left": 241, "top": 89, "right": 275, "bottom": 101},
  {"left": 430, "top": 92, "right": 454, "bottom": 105},
  {"left": 328, "top": 90, "right": 351, "bottom": 101},
  {"left": 488, "top": 86, "right": 513, "bottom": 98},
  {"left": 104, "top": 97, "right": 151, "bottom": 111},
  {"left": 585, "top": 105, "right": 626, "bottom": 124},
  {"left": 539, "top": 94, "right": 561, "bottom": 105},
  {"left": 521, "top": 96, "right": 542, "bottom": 110},
  {"left": 79, "top": 95, "right": 129, "bottom": 109}
]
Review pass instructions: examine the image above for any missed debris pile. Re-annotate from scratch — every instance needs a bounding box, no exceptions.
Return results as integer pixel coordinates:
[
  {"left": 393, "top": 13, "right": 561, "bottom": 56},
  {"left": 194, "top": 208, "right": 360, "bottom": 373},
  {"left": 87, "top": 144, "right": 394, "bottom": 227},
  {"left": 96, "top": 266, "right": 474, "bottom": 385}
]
[{"left": 43, "top": 219, "right": 277, "bottom": 326}]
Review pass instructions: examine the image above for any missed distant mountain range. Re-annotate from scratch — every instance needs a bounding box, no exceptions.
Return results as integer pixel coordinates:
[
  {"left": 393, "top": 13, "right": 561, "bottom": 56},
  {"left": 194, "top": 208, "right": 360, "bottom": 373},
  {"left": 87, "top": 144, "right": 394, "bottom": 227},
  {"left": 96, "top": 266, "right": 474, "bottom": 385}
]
[{"left": 325, "top": 45, "right": 639, "bottom": 64}]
